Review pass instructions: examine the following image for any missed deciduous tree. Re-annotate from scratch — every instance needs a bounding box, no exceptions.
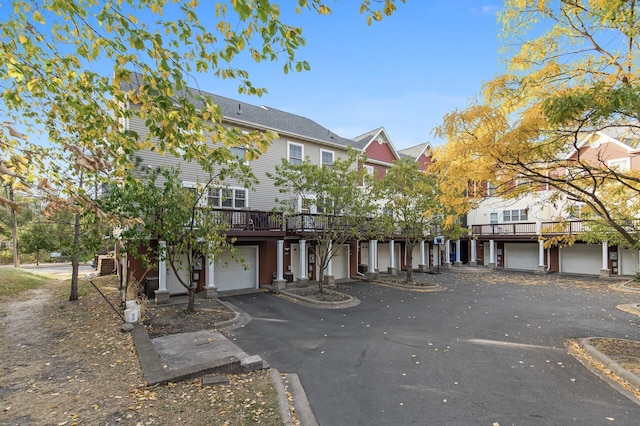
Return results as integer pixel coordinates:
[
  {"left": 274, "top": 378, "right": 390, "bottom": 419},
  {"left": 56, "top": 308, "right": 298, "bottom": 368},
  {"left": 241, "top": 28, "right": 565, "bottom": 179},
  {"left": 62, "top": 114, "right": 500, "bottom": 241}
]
[
  {"left": 435, "top": 0, "right": 640, "bottom": 249},
  {"left": 268, "top": 149, "right": 376, "bottom": 292}
]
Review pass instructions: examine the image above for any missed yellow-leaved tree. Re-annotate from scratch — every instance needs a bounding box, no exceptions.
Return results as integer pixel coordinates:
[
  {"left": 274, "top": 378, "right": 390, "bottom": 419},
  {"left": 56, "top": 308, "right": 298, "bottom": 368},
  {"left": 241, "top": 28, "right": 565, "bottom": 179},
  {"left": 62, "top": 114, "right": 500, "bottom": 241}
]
[{"left": 434, "top": 0, "right": 640, "bottom": 249}]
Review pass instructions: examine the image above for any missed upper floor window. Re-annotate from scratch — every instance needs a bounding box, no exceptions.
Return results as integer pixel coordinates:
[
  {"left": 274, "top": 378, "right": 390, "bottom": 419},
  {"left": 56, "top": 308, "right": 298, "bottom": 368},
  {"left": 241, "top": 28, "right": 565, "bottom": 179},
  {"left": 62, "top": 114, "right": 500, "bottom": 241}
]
[
  {"left": 490, "top": 212, "right": 498, "bottom": 224},
  {"left": 320, "top": 149, "right": 334, "bottom": 169},
  {"left": 503, "top": 209, "right": 528, "bottom": 222},
  {"left": 230, "top": 146, "right": 248, "bottom": 164},
  {"left": 607, "top": 157, "right": 630, "bottom": 171},
  {"left": 208, "top": 187, "right": 248, "bottom": 209},
  {"left": 287, "top": 142, "right": 304, "bottom": 165},
  {"left": 487, "top": 182, "right": 497, "bottom": 196}
]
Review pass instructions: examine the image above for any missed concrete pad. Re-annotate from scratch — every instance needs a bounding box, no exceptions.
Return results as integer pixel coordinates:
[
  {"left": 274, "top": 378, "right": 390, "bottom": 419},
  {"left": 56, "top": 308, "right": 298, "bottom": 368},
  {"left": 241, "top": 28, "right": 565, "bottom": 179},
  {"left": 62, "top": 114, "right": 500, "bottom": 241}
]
[
  {"left": 202, "top": 374, "right": 230, "bottom": 386},
  {"left": 152, "top": 330, "right": 250, "bottom": 371}
]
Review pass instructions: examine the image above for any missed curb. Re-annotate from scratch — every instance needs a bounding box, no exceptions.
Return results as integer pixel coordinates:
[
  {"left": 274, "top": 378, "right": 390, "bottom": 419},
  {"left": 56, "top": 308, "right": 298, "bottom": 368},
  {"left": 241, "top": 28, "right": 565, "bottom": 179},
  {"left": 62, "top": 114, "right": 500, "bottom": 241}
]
[
  {"left": 270, "top": 369, "right": 293, "bottom": 426},
  {"left": 580, "top": 337, "right": 640, "bottom": 392},
  {"left": 278, "top": 288, "right": 361, "bottom": 309}
]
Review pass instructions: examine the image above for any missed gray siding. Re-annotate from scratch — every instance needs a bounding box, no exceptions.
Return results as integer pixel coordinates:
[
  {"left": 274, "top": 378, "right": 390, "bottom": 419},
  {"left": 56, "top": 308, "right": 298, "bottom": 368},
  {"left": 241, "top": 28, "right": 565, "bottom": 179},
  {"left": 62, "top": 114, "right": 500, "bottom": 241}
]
[{"left": 127, "top": 113, "right": 351, "bottom": 212}]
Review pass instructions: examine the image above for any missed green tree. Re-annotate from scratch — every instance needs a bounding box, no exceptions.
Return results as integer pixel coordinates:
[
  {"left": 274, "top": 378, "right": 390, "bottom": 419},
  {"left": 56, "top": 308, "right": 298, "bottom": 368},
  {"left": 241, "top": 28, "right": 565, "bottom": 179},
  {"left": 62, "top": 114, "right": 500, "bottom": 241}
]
[
  {"left": 379, "top": 159, "right": 445, "bottom": 282},
  {"left": 19, "top": 220, "right": 57, "bottom": 265},
  {"left": 0, "top": 0, "right": 403, "bottom": 207},
  {"left": 435, "top": 0, "right": 640, "bottom": 249},
  {"left": 105, "top": 162, "right": 251, "bottom": 312},
  {"left": 268, "top": 149, "right": 376, "bottom": 292}
]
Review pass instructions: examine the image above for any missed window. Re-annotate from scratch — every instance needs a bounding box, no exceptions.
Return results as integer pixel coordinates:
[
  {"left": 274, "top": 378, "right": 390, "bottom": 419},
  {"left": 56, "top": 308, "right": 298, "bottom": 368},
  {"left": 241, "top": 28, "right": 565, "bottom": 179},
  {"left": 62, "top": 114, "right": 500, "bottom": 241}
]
[
  {"left": 230, "top": 146, "right": 248, "bottom": 163},
  {"left": 320, "top": 149, "right": 334, "bottom": 169},
  {"left": 490, "top": 212, "right": 498, "bottom": 224},
  {"left": 487, "top": 182, "right": 497, "bottom": 196},
  {"left": 208, "top": 187, "right": 248, "bottom": 209},
  {"left": 288, "top": 142, "right": 304, "bottom": 165},
  {"left": 607, "top": 157, "right": 630, "bottom": 171},
  {"left": 503, "top": 209, "right": 528, "bottom": 222}
]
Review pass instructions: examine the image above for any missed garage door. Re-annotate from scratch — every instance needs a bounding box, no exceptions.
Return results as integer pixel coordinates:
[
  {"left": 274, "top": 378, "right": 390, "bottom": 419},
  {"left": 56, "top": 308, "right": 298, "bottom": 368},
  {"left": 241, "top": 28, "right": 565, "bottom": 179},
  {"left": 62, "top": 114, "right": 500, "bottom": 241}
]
[
  {"left": 619, "top": 247, "right": 639, "bottom": 276},
  {"left": 332, "top": 245, "right": 349, "bottom": 279},
  {"left": 214, "top": 246, "right": 258, "bottom": 292},
  {"left": 165, "top": 254, "right": 189, "bottom": 295},
  {"left": 560, "top": 244, "right": 601, "bottom": 275},
  {"left": 504, "top": 243, "right": 538, "bottom": 271}
]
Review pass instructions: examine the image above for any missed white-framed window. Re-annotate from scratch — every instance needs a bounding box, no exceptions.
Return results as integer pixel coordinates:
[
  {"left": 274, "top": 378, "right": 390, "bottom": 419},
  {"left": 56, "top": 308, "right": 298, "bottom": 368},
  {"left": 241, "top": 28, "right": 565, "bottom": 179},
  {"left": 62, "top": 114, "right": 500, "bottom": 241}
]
[
  {"left": 208, "top": 187, "right": 248, "bottom": 209},
  {"left": 503, "top": 209, "right": 528, "bottom": 222},
  {"left": 320, "top": 149, "right": 334, "bottom": 169},
  {"left": 490, "top": 212, "right": 498, "bottom": 224},
  {"left": 230, "top": 146, "right": 248, "bottom": 164},
  {"left": 487, "top": 182, "right": 497, "bottom": 196},
  {"left": 607, "top": 157, "right": 630, "bottom": 171},
  {"left": 287, "top": 142, "right": 304, "bottom": 165}
]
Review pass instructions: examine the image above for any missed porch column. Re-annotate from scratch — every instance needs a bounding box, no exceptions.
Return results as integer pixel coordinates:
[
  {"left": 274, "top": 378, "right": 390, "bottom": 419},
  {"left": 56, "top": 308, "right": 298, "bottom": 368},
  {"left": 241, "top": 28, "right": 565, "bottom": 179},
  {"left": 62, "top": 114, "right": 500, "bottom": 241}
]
[
  {"left": 298, "top": 239, "right": 309, "bottom": 285},
  {"left": 432, "top": 242, "right": 438, "bottom": 267},
  {"left": 272, "top": 239, "right": 286, "bottom": 292},
  {"left": 366, "top": 239, "right": 378, "bottom": 280},
  {"left": 388, "top": 239, "right": 397, "bottom": 275},
  {"left": 373, "top": 240, "right": 379, "bottom": 272},
  {"left": 600, "top": 241, "right": 610, "bottom": 278},
  {"left": 535, "top": 240, "right": 547, "bottom": 274},
  {"left": 489, "top": 240, "right": 496, "bottom": 268},
  {"left": 418, "top": 240, "right": 427, "bottom": 272},
  {"left": 155, "top": 241, "right": 170, "bottom": 304},
  {"left": 444, "top": 239, "right": 452, "bottom": 269},
  {"left": 325, "top": 241, "right": 335, "bottom": 286},
  {"left": 204, "top": 249, "right": 217, "bottom": 298},
  {"left": 470, "top": 239, "right": 477, "bottom": 266},
  {"left": 455, "top": 240, "right": 462, "bottom": 265}
]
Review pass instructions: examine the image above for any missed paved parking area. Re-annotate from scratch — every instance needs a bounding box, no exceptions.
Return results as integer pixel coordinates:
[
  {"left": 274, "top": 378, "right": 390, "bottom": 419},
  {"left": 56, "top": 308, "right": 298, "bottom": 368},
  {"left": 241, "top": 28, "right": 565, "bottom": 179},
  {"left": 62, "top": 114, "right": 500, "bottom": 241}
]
[{"left": 223, "top": 271, "right": 640, "bottom": 425}]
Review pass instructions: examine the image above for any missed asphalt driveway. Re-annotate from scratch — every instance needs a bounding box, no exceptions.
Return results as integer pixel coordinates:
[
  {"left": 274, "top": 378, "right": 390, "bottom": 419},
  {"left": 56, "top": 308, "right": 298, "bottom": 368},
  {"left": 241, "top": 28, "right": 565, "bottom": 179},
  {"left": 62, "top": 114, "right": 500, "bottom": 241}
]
[{"left": 223, "top": 271, "right": 640, "bottom": 425}]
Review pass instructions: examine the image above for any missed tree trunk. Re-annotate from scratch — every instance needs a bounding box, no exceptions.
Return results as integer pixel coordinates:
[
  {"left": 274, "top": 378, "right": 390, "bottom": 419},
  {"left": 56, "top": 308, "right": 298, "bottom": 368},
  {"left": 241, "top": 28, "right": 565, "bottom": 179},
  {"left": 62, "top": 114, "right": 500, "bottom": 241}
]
[
  {"left": 8, "top": 187, "right": 19, "bottom": 268},
  {"left": 188, "top": 286, "right": 196, "bottom": 313},
  {"left": 406, "top": 244, "right": 414, "bottom": 283},
  {"left": 69, "top": 211, "right": 81, "bottom": 301}
]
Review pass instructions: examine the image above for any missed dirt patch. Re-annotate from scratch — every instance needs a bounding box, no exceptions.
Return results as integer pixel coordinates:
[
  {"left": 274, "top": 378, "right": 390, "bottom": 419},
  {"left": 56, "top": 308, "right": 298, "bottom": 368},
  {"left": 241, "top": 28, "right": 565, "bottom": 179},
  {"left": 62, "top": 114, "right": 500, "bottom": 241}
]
[
  {"left": 287, "top": 287, "right": 350, "bottom": 302},
  {"left": 143, "top": 299, "right": 236, "bottom": 339},
  {"left": 590, "top": 338, "right": 640, "bottom": 374},
  {"left": 0, "top": 277, "right": 284, "bottom": 425}
]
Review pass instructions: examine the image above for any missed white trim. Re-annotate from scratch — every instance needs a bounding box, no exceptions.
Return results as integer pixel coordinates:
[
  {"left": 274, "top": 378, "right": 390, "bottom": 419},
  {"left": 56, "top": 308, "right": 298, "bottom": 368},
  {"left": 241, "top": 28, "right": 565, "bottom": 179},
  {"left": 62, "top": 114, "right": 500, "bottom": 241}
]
[
  {"left": 287, "top": 141, "right": 304, "bottom": 165},
  {"left": 359, "top": 128, "right": 401, "bottom": 161},
  {"left": 320, "top": 148, "right": 334, "bottom": 168},
  {"left": 607, "top": 157, "right": 630, "bottom": 170},
  {"left": 208, "top": 186, "right": 249, "bottom": 209}
]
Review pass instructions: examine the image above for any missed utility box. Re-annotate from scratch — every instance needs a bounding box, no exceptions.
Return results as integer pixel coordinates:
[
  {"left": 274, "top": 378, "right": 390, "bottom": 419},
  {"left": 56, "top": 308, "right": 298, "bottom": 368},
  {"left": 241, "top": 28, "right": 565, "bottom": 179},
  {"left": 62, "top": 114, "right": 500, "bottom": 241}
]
[{"left": 283, "top": 272, "right": 294, "bottom": 283}]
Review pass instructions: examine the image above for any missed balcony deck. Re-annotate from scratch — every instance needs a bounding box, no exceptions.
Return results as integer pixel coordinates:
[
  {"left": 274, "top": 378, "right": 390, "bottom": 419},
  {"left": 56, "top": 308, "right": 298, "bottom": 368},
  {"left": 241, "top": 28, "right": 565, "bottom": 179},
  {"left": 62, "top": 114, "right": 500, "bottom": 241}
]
[
  {"left": 211, "top": 209, "right": 283, "bottom": 233},
  {"left": 471, "top": 220, "right": 592, "bottom": 238}
]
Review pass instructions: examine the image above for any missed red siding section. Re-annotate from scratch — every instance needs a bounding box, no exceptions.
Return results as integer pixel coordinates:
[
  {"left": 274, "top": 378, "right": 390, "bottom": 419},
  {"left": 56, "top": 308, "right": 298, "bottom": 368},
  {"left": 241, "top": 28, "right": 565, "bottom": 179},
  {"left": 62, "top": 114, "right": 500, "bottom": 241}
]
[{"left": 365, "top": 139, "right": 396, "bottom": 163}]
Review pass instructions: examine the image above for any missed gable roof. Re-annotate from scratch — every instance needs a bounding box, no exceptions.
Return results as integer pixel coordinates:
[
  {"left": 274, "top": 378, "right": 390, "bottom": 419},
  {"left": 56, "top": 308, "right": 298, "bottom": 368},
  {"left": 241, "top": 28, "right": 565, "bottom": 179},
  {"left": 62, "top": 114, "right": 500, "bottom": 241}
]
[
  {"left": 399, "top": 142, "right": 432, "bottom": 161},
  {"left": 122, "top": 72, "right": 356, "bottom": 149},
  {"left": 563, "top": 125, "right": 640, "bottom": 159},
  {"left": 353, "top": 127, "right": 401, "bottom": 162}
]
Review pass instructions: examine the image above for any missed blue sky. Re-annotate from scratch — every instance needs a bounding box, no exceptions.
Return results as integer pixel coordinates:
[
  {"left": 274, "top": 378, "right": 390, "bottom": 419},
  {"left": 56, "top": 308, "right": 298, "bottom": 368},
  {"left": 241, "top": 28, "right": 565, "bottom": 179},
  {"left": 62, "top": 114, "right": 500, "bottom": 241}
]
[{"left": 201, "top": 1, "right": 504, "bottom": 150}]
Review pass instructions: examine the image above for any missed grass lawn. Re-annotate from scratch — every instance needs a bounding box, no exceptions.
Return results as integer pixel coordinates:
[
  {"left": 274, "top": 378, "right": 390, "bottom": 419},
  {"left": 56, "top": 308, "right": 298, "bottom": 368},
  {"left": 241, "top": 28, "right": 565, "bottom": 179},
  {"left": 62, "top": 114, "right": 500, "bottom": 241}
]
[{"left": 0, "top": 267, "right": 50, "bottom": 298}]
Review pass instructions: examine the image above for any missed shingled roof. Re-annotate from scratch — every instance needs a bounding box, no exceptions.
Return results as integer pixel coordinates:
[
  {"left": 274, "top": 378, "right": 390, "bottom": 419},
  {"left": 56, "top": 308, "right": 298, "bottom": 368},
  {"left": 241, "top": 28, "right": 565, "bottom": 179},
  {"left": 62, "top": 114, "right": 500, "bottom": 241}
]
[{"left": 122, "top": 72, "right": 356, "bottom": 149}]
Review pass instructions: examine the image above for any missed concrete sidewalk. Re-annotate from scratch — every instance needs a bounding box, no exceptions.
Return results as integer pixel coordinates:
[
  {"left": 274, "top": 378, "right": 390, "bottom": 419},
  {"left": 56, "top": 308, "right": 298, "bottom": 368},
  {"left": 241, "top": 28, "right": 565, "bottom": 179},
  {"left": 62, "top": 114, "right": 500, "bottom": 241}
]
[{"left": 128, "top": 294, "right": 318, "bottom": 425}]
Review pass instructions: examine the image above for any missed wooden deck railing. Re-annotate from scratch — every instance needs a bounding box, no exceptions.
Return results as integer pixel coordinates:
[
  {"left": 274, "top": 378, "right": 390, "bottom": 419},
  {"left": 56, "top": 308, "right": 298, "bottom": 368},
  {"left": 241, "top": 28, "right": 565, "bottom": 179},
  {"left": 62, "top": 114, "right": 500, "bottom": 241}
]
[
  {"left": 209, "top": 209, "right": 283, "bottom": 231},
  {"left": 471, "top": 220, "right": 603, "bottom": 237}
]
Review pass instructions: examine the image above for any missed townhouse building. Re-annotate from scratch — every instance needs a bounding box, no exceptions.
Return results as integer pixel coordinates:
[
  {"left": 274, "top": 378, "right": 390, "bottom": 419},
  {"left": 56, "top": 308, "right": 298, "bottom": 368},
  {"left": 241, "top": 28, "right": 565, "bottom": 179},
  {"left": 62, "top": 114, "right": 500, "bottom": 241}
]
[
  {"left": 463, "top": 127, "right": 640, "bottom": 277},
  {"left": 120, "top": 75, "right": 441, "bottom": 299}
]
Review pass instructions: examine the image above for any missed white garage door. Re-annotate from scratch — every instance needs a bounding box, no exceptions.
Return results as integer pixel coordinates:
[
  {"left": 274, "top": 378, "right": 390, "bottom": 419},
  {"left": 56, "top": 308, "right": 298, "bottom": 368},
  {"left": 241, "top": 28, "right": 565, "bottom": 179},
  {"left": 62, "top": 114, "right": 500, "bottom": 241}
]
[
  {"left": 332, "top": 245, "right": 349, "bottom": 279},
  {"left": 504, "top": 243, "right": 538, "bottom": 271},
  {"left": 410, "top": 244, "right": 427, "bottom": 269},
  {"left": 360, "top": 243, "right": 370, "bottom": 269},
  {"left": 214, "top": 246, "right": 258, "bottom": 292},
  {"left": 619, "top": 247, "right": 639, "bottom": 276},
  {"left": 560, "top": 244, "right": 601, "bottom": 275},
  {"left": 166, "top": 254, "right": 189, "bottom": 295}
]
